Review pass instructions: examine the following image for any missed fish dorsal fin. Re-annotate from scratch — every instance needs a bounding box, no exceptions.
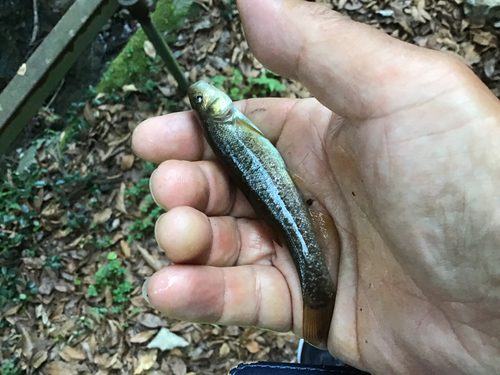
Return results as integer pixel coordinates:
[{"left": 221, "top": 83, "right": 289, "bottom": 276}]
[{"left": 234, "top": 112, "right": 265, "bottom": 137}]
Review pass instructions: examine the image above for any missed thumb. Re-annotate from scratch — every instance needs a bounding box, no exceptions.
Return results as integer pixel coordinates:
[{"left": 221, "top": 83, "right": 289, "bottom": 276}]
[{"left": 237, "top": 0, "right": 455, "bottom": 120}]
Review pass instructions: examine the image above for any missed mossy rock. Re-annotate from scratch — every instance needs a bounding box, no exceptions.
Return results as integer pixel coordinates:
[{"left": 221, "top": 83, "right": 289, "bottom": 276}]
[{"left": 96, "top": 0, "right": 194, "bottom": 93}]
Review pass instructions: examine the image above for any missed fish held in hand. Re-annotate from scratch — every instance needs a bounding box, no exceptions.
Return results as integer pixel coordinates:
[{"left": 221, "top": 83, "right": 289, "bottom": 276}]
[{"left": 188, "top": 80, "right": 335, "bottom": 346}]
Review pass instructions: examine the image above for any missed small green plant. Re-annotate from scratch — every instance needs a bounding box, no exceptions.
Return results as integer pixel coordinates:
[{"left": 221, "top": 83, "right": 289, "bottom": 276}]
[
  {"left": 59, "top": 117, "right": 89, "bottom": 149},
  {"left": 0, "top": 267, "right": 20, "bottom": 306},
  {"left": 210, "top": 68, "right": 286, "bottom": 101},
  {"left": 125, "top": 178, "right": 150, "bottom": 197},
  {"left": 0, "top": 160, "right": 51, "bottom": 310},
  {"left": 44, "top": 255, "right": 62, "bottom": 269},
  {"left": 88, "top": 252, "right": 132, "bottom": 313},
  {"left": 127, "top": 206, "right": 162, "bottom": 243},
  {"left": 90, "top": 306, "right": 108, "bottom": 319},
  {"left": 125, "top": 161, "right": 162, "bottom": 242},
  {"left": 248, "top": 73, "right": 287, "bottom": 95},
  {"left": 210, "top": 75, "right": 226, "bottom": 88},
  {"left": 22, "top": 248, "right": 36, "bottom": 258},
  {"left": 0, "top": 267, "right": 37, "bottom": 307},
  {"left": 76, "top": 316, "right": 93, "bottom": 331},
  {"left": 142, "top": 79, "right": 158, "bottom": 96},
  {"left": 111, "top": 280, "right": 132, "bottom": 313},
  {"left": 66, "top": 210, "right": 90, "bottom": 231},
  {"left": 147, "top": 55, "right": 162, "bottom": 75},
  {"left": 1, "top": 357, "right": 23, "bottom": 375},
  {"left": 83, "top": 236, "right": 113, "bottom": 251},
  {"left": 0, "top": 90, "right": 123, "bottom": 314}
]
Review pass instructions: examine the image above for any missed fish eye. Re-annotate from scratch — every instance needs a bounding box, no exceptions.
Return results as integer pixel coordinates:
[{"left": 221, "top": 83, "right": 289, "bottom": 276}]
[{"left": 194, "top": 95, "right": 203, "bottom": 105}]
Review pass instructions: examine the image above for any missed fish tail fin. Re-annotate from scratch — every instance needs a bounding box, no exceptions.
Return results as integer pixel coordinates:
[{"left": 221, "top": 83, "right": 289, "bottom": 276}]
[{"left": 302, "top": 299, "right": 335, "bottom": 348}]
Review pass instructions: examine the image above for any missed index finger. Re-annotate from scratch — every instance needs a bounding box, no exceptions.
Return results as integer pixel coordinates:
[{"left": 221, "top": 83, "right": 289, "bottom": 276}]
[{"left": 131, "top": 97, "right": 320, "bottom": 164}]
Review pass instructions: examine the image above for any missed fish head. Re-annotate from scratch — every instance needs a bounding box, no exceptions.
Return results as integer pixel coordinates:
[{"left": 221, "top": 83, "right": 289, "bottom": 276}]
[{"left": 188, "top": 81, "right": 233, "bottom": 121}]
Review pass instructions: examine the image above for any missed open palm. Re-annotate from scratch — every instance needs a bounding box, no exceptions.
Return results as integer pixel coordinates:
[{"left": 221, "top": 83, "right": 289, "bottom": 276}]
[{"left": 132, "top": 0, "right": 500, "bottom": 374}]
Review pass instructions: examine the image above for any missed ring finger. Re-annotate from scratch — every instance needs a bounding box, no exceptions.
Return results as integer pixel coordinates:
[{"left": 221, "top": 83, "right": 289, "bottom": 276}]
[{"left": 155, "top": 206, "right": 278, "bottom": 267}]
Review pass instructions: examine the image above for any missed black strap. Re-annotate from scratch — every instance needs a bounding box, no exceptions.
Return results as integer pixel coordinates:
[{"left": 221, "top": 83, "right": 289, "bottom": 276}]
[{"left": 230, "top": 362, "right": 371, "bottom": 375}]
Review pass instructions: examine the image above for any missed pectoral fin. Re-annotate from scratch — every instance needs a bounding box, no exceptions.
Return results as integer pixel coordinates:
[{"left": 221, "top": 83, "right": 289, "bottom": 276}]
[{"left": 234, "top": 113, "right": 265, "bottom": 137}]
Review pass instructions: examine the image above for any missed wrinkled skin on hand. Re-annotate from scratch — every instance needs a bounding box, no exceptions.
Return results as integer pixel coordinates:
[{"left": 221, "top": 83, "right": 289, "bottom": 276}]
[{"left": 132, "top": 0, "right": 500, "bottom": 374}]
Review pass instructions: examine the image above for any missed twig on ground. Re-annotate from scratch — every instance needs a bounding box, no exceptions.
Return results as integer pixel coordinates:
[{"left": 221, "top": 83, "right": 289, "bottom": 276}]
[
  {"left": 45, "top": 78, "right": 65, "bottom": 109},
  {"left": 136, "top": 244, "right": 164, "bottom": 272},
  {"left": 30, "top": 0, "right": 39, "bottom": 45}
]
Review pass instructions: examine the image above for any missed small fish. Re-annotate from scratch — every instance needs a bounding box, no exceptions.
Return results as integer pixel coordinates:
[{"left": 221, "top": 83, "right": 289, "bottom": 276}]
[{"left": 188, "top": 81, "right": 335, "bottom": 346}]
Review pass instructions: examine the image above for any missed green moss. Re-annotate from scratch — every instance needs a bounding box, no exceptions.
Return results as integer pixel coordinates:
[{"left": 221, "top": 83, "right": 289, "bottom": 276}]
[{"left": 96, "top": 0, "right": 194, "bottom": 93}]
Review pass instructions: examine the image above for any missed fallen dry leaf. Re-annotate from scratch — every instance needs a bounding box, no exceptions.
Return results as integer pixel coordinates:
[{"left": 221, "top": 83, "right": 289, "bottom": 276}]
[
  {"left": 169, "top": 356, "right": 187, "bottom": 375},
  {"left": 59, "top": 345, "right": 86, "bottom": 362},
  {"left": 122, "top": 83, "right": 139, "bottom": 92},
  {"left": 41, "top": 201, "right": 62, "bottom": 218},
  {"left": 120, "top": 239, "right": 131, "bottom": 258},
  {"left": 144, "top": 40, "right": 156, "bottom": 58},
  {"left": 38, "top": 277, "right": 54, "bottom": 295},
  {"left": 147, "top": 328, "right": 189, "bottom": 351},
  {"left": 17, "top": 63, "right": 27, "bottom": 75},
  {"left": 219, "top": 342, "right": 231, "bottom": 357},
  {"left": 133, "top": 350, "right": 157, "bottom": 374},
  {"left": 136, "top": 244, "right": 163, "bottom": 271},
  {"left": 92, "top": 208, "right": 112, "bottom": 224},
  {"left": 44, "top": 361, "right": 78, "bottom": 375},
  {"left": 32, "top": 350, "right": 48, "bottom": 369},
  {"left": 4, "top": 304, "right": 22, "bottom": 317},
  {"left": 121, "top": 154, "right": 135, "bottom": 170},
  {"left": 94, "top": 353, "right": 119, "bottom": 370},
  {"left": 472, "top": 31, "right": 497, "bottom": 47},
  {"left": 130, "top": 329, "right": 157, "bottom": 344},
  {"left": 245, "top": 340, "right": 260, "bottom": 353},
  {"left": 138, "top": 313, "right": 167, "bottom": 329},
  {"left": 115, "top": 182, "right": 127, "bottom": 214},
  {"left": 20, "top": 326, "right": 37, "bottom": 359}
]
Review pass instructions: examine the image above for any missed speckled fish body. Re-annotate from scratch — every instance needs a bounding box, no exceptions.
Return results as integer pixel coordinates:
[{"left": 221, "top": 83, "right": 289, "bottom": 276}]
[{"left": 188, "top": 81, "right": 335, "bottom": 345}]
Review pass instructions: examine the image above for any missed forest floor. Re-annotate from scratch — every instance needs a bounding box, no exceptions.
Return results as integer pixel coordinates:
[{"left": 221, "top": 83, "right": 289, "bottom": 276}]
[{"left": 1, "top": 0, "right": 500, "bottom": 374}]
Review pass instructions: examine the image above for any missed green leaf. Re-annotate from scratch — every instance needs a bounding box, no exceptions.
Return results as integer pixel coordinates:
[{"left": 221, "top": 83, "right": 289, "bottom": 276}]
[
  {"left": 232, "top": 69, "right": 243, "bottom": 86},
  {"left": 248, "top": 74, "right": 286, "bottom": 93},
  {"left": 210, "top": 75, "right": 226, "bottom": 88},
  {"left": 9, "top": 203, "right": 21, "bottom": 210},
  {"left": 230, "top": 87, "right": 243, "bottom": 101},
  {"left": 88, "top": 285, "right": 98, "bottom": 297}
]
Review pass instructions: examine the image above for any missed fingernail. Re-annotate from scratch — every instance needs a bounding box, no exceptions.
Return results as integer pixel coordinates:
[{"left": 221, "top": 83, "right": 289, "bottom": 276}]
[
  {"left": 154, "top": 214, "right": 164, "bottom": 250},
  {"left": 142, "top": 277, "right": 151, "bottom": 304},
  {"left": 149, "top": 169, "right": 160, "bottom": 206}
]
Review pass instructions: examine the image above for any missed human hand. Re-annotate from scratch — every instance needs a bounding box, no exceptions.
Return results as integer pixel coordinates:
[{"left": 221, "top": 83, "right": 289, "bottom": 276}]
[{"left": 132, "top": 0, "right": 500, "bottom": 374}]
